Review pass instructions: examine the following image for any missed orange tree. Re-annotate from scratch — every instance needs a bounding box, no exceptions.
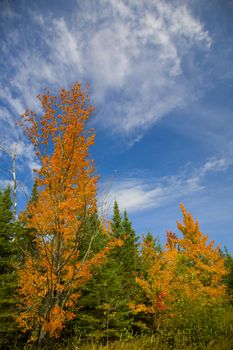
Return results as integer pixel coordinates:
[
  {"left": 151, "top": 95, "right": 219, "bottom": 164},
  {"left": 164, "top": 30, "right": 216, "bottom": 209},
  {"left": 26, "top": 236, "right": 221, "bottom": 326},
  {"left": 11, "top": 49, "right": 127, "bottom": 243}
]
[
  {"left": 175, "top": 204, "right": 227, "bottom": 302},
  {"left": 131, "top": 204, "right": 228, "bottom": 340},
  {"left": 16, "top": 82, "right": 122, "bottom": 348}
]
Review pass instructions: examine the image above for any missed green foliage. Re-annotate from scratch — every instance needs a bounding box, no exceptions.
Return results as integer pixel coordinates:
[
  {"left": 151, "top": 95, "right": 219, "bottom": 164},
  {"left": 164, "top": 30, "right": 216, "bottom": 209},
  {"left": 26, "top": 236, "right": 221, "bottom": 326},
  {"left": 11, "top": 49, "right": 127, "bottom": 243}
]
[
  {"left": 1, "top": 182, "right": 231, "bottom": 349},
  {"left": 111, "top": 201, "right": 123, "bottom": 238},
  {"left": 120, "top": 210, "right": 140, "bottom": 274},
  {"left": 15, "top": 181, "right": 39, "bottom": 264},
  {"left": 160, "top": 300, "right": 225, "bottom": 349},
  {"left": 223, "top": 248, "right": 233, "bottom": 301},
  {"left": 143, "top": 232, "right": 162, "bottom": 252},
  {"left": 73, "top": 257, "right": 134, "bottom": 343},
  {"left": 0, "top": 186, "right": 18, "bottom": 349},
  {"left": 67, "top": 202, "right": 140, "bottom": 345},
  {"left": 47, "top": 305, "right": 233, "bottom": 349},
  {"left": 58, "top": 212, "right": 107, "bottom": 344}
]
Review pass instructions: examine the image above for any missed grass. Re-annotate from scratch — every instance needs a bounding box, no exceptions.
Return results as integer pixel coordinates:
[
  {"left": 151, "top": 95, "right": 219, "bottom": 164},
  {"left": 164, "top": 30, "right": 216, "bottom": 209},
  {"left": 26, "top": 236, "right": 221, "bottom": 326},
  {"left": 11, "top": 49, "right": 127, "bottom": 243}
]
[
  {"left": 60, "top": 335, "right": 233, "bottom": 350},
  {"left": 26, "top": 306, "right": 233, "bottom": 350}
]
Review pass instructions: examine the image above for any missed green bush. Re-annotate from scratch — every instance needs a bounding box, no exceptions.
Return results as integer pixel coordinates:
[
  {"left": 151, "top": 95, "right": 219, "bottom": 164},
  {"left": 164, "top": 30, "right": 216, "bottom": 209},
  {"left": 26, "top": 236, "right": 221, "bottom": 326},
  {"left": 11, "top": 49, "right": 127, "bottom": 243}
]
[{"left": 159, "top": 300, "right": 225, "bottom": 349}]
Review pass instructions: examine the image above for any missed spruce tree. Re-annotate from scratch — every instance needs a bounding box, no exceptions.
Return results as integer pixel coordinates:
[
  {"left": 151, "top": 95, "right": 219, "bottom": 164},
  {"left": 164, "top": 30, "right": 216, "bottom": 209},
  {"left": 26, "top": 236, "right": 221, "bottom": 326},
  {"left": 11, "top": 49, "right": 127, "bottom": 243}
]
[
  {"left": 72, "top": 203, "right": 140, "bottom": 344},
  {"left": 74, "top": 255, "right": 130, "bottom": 344},
  {"left": 121, "top": 210, "right": 139, "bottom": 274},
  {"left": 16, "top": 180, "right": 39, "bottom": 263},
  {"left": 222, "top": 248, "right": 233, "bottom": 302},
  {"left": 111, "top": 201, "right": 123, "bottom": 238},
  {"left": 61, "top": 211, "right": 110, "bottom": 344},
  {"left": 0, "top": 186, "right": 18, "bottom": 349}
]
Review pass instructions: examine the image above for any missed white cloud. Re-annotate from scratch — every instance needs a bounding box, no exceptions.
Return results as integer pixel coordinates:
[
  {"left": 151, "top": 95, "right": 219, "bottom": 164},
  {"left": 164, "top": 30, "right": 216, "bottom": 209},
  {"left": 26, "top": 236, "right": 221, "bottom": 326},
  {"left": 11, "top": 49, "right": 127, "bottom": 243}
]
[
  {"left": 0, "top": 87, "right": 25, "bottom": 115},
  {"left": 0, "top": 0, "right": 212, "bottom": 146},
  {"left": 101, "top": 175, "right": 202, "bottom": 214},
  {"left": 0, "top": 140, "right": 41, "bottom": 177},
  {"left": 100, "top": 155, "right": 232, "bottom": 213},
  {"left": 12, "top": 141, "right": 41, "bottom": 174},
  {"left": 200, "top": 157, "right": 231, "bottom": 174},
  {"left": 0, "top": 107, "right": 16, "bottom": 129},
  {"left": 0, "top": 179, "right": 14, "bottom": 189},
  {"left": 0, "top": 179, "right": 29, "bottom": 196}
]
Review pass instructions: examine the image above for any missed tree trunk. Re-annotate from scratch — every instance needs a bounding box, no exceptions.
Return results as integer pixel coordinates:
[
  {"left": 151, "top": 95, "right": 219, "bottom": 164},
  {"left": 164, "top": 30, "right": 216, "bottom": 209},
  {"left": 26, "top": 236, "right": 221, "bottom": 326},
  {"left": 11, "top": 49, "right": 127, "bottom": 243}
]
[
  {"left": 12, "top": 151, "right": 17, "bottom": 221},
  {"left": 37, "top": 327, "right": 47, "bottom": 350}
]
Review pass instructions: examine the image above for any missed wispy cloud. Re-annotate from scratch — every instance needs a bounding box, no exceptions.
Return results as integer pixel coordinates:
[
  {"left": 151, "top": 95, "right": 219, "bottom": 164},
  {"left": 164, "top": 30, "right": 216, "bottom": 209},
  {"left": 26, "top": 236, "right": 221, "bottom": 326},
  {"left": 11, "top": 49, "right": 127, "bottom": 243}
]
[
  {"left": 0, "top": 178, "right": 29, "bottom": 196},
  {"left": 101, "top": 155, "right": 233, "bottom": 213},
  {"left": 10, "top": 141, "right": 41, "bottom": 174},
  {"left": 0, "top": 139, "right": 40, "bottom": 187},
  {"left": 0, "top": 0, "right": 212, "bottom": 146}
]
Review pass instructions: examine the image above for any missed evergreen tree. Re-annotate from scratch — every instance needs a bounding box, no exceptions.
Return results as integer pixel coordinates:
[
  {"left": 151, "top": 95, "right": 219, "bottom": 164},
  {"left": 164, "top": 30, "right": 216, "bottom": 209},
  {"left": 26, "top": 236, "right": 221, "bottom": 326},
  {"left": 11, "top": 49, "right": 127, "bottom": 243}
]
[
  {"left": 0, "top": 186, "right": 18, "bottom": 349},
  {"left": 57, "top": 211, "right": 107, "bottom": 345},
  {"left": 111, "top": 201, "right": 123, "bottom": 238},
  {"left": 16, "top": 180, "right": 39, "bottom": 263},
  {"left": 222, "top": 248, "right": 233, "bottom": 302},
  {"left": 74, "top": 255, "right": 131, "bottom": 344},
  {"left": 121, "top": 210, "right": 139, "bottom": 274},
  {"left": 29, "top": 179, "right": 39, "bottom": 204},
  {"left": 72, "top": 203, "right": 140, "bottom": 344}
]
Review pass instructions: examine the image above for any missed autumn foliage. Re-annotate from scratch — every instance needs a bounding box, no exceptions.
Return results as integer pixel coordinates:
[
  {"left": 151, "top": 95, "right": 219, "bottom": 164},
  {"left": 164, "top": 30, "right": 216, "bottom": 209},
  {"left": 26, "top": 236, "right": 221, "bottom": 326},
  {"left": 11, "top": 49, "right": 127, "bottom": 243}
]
[
  {"left": 16, "top": 82, "right": 122, "bottom": 345},
  {"left": 9, "top": 82, "right": 231, "bottom": 349},
  {"left": 130, "top": 204, "right": 227, "bottom": 331}
]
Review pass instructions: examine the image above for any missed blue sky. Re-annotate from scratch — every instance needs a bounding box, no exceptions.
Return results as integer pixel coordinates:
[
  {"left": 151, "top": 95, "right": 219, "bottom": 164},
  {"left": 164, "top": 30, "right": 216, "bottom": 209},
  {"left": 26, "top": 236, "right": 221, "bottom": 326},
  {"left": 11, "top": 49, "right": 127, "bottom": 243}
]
[{"left": 0, "top": 0, "right": 233, "bottom": 252}]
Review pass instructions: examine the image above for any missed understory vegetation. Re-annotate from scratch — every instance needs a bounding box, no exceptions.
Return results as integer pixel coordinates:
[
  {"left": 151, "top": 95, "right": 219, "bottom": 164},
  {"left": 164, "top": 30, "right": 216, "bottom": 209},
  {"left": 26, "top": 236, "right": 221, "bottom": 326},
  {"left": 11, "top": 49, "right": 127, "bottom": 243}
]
[{"left": 0, "top": 83, "right": 233, "bottom": 349}]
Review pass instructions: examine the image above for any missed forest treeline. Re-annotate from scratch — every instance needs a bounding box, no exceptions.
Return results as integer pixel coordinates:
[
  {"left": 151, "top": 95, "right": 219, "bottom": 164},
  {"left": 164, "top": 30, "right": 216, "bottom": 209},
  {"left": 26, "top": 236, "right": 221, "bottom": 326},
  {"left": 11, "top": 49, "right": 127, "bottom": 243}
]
[{"left": 0, "top": 82, "right": 233, "bottom": 350}]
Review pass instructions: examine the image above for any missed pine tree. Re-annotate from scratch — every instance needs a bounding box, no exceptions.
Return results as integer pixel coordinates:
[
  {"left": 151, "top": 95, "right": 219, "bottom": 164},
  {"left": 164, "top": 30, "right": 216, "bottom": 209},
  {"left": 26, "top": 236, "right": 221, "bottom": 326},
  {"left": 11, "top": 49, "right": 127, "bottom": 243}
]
[
  {"left": 30, "top": 180, "right": 39, "bottom": 204},
  {"left": 111, "top": 201, "right": 123, "bottom": 238},
  {"left": 73, "top": 204, "right": 140, "bottom": 344},
  {"left": 226, "top": 254, "right": 233, "bottom": 302},
  {"left": 16, "top": 180, "right": 39, "bottom": 263},
  {"left": 0, "top": 186, "right": 18, "bottom": 349},
  {"left": 121, "top": 210, "right": 139, "bottom": 274},
  {"left": 74, "top": 250, "right": 130, "bottom": 344},
  {"left": 57, "top": 212, "right": 108, "bottom": 345},
  {"left": 220, "top": 248, "right": 233, "bottom": 302}
]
